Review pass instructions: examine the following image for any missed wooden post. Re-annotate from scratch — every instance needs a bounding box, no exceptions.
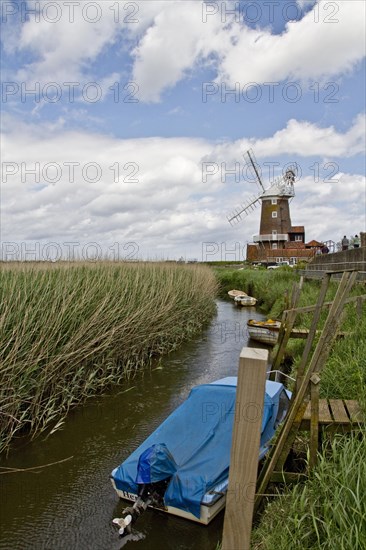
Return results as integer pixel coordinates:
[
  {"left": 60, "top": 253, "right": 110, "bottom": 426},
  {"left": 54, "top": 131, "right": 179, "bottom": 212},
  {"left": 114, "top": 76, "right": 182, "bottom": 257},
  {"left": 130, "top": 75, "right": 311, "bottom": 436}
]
[
  {"left": 309, "top": 373, "right": 320, "bottom": 469},
  {"left": 222, "top": 348, "right": 268, "bottom": 550},
  {"left": 356, "top": 296, "right": 363, "bottom": 318}
]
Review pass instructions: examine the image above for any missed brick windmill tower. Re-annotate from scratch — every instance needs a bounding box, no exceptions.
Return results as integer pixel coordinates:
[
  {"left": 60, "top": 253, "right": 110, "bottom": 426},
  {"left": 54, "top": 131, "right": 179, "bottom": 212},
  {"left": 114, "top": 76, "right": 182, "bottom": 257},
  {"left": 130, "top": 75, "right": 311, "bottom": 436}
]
[{"left": 228, "top": 150, "right": 307, "bottom": 265}]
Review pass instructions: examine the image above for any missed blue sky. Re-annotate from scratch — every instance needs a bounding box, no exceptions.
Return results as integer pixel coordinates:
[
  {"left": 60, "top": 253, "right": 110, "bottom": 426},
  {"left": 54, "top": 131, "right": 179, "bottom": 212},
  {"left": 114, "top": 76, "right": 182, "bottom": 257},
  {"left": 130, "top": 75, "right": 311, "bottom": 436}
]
[{"left": 1, "top": 0, "right": 365, "bottom": 261}]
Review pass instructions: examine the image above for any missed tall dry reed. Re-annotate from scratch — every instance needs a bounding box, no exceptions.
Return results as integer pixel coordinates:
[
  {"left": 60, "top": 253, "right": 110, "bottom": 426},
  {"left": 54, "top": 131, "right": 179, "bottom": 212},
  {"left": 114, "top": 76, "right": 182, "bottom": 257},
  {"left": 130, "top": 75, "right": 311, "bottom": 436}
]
[{"left": 0, "top": 262, "right": 217, "bottom": 453}]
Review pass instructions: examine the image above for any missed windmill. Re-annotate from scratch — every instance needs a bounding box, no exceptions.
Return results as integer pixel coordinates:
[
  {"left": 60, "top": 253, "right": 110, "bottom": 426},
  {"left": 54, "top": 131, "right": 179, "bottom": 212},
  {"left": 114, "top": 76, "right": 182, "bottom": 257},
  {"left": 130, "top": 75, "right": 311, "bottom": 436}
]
[{"left": 228, "top": 150, "right": 300, "bottom": 263}]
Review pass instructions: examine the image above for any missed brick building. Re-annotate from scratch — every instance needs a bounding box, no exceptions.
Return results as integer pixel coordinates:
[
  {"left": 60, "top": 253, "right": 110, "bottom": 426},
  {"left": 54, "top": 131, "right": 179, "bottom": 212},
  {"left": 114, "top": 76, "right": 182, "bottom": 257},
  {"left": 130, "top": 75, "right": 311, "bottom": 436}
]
[
  {"left": 246, "top": 171, "right": 318, "bottom": 265},
  {"left": 228, "top": 158, "right": 322, "bottom": 265}
]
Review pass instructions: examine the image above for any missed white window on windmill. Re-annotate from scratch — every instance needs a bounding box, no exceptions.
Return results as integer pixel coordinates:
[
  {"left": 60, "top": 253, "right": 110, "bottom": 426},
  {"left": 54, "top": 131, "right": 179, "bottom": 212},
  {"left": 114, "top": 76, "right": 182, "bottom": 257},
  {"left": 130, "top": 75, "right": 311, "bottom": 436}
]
[
  {"left": 272, "top": 230, "right": 278, "bottom": 238},
  {"left": 272, "top": 211, "right": 277, "bottom": 218},
  {"left": 271, "top": 199, "right": 277, "bottom": 205},
  {"left": 272, "top": 243, "right": 278, "bottom": 249},
  {"left": 295, "top": 235, "right": 302, "bottom": 242}
]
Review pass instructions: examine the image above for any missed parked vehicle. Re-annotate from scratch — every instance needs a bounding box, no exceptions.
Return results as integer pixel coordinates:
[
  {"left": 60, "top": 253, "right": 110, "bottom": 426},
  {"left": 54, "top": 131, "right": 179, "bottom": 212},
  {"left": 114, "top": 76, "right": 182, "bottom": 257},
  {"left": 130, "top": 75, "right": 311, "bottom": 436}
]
[{"left": 267, "top": 261, "right": 293, "bottom": 270}]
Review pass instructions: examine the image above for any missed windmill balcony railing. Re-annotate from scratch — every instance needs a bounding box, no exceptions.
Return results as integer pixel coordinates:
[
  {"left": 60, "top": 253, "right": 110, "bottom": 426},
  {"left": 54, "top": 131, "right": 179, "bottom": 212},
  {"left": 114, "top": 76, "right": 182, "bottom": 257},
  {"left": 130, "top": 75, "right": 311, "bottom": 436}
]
[{"left": 253, "top": 234, "right": 288, "bottom": 242}]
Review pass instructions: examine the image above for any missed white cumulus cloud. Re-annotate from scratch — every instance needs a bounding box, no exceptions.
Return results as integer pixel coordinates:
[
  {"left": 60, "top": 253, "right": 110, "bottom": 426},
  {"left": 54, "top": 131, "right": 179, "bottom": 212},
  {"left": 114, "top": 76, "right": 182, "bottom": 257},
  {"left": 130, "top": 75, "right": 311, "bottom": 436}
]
[
  {"left": 1, "top": 113, "right": 365, "bottom": 256},
  {"left": 4, "top": 1, "right": 364, "bottom": 102}
]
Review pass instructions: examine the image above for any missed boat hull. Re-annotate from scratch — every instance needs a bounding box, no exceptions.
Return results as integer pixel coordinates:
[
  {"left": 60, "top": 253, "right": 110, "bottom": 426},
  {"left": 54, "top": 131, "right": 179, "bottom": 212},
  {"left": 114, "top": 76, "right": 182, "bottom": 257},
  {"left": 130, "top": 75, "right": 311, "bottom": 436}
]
[
  {"left": 228, "top": 289, "right": 247, "bottom": 299},
  {"left": 247, "top": 320, "right": 281, "bottom": 345},
  {"left": 247, "top": 326, "right": 279, "bottom": 345},
  {"left": 234, "top": 296, "right": 257, "bottom": 306},
  {"left": 111, "top": 480, "right": 225, "bottom": 525}
]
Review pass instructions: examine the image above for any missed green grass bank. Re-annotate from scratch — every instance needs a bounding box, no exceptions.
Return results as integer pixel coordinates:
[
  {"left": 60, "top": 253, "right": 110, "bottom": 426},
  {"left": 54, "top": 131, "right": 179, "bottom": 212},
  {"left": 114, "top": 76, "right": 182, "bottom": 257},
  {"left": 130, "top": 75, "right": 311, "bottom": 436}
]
[
  {"left": 214, "top": 267, "right": 366, "bottom": 550},
  {"left": 251, "top": 433, "right": 366, "bottom": 550},
  {"left": 0, "top": 262, "right": 217, "bottom": 453},
  {"left": 214, "top": 267, "right": 366, "bottom": 400}
]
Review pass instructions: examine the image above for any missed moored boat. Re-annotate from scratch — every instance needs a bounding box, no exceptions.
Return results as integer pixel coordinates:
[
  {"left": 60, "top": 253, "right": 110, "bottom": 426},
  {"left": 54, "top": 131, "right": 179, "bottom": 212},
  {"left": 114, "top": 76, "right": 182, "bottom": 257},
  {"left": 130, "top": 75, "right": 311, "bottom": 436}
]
[
  {"left": 247, "top": 319, "right": 281, "bottom": 345},
  {"left": 234, "top": 295, "right": 257, "bottom": 306},
  {"left": 228, "top": 289, "right": 247, "bottom": 298},
  {"left": 110, "top": 377, "right": 290, "bottom": 528}
]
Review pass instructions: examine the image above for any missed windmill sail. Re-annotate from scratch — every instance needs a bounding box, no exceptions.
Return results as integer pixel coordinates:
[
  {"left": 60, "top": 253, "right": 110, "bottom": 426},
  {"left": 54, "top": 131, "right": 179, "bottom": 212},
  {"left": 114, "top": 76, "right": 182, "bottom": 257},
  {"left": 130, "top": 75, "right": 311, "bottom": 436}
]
[
  {"left": 227, "top": 191, "right": 262, "bottom": 225},
  {"left": 227, "top": 149, "right": 266, "bottom": 225},
  {"left": 227, "top": 151, "right": 298, "bottom": 226},
  {"left": 243, "top": 149, "right": 265, "bottom": 192}
]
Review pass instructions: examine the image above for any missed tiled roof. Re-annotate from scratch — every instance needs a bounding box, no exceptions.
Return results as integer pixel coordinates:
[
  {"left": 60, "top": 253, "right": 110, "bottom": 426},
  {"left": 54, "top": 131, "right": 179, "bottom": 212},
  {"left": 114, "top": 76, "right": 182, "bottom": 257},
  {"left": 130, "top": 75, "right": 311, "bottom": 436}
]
[
  {"left": 284, "top": 242, "right": 305, "bottom": 249},
  {"left": 289, "top": 226, "right": 305, "bottom": 233},
  {"left": 306, "top": 239, "right": 323, "bottom": 247}
]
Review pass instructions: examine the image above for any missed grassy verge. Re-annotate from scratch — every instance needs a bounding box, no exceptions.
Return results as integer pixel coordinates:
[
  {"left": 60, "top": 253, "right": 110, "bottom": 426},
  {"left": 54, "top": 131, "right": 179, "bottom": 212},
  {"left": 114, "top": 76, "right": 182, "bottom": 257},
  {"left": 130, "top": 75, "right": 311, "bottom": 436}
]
[
  {"left": 214, "top": 267, "right": 305, "bottom": 318},
  {"left": 214, "top": 267, "right": 366, "bottom": 549},
  {"left": 215, "top": 269, "right": 366, "bottom": 397},
  {"left": 252, "top": 434, "right": 366, "bottom": 550},
  {"left": 0, "top": 262, "right": 217, "bottom": 453}
]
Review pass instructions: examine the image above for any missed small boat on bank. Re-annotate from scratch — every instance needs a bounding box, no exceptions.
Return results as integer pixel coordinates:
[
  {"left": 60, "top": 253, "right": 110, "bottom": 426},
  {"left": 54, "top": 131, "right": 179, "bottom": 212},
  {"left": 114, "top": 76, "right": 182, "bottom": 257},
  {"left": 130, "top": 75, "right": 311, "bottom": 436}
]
[
  {"left": 110, "top": 377, "right": 290, "bottom": 527},
  {"left": 228, "top": 289, "right": 247, "bottom": 299},
  {"left": 234, "top": 295, "right": 257, "bottom": 307},
  {"left": 247, "top": 319, "right": 281, "bottom": 345}
]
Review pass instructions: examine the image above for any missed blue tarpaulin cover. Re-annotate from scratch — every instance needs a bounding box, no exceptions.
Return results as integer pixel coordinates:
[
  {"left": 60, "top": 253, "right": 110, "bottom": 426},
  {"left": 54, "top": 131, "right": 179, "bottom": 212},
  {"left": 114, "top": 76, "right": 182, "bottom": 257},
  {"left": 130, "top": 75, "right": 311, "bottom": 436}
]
[
  {"left": 136, "top": 443, "right": 177, "bottom": 484},
  {"left": 111, "top": 379, "right": 278, "bottom": 518}
]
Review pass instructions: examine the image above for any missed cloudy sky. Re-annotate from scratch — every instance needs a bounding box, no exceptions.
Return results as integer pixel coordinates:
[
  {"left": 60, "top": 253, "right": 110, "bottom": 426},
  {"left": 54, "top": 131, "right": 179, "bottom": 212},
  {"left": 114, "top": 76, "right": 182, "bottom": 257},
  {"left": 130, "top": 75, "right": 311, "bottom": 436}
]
[{"left": 1, "top": 0, "right": 365, "bottom": 261}]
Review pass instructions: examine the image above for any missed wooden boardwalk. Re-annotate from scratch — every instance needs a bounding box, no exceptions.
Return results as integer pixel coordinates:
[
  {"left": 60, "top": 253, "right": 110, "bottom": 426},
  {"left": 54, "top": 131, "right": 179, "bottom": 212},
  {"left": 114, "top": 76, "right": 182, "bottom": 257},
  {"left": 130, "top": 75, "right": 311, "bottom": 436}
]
[
  {"left": 290, "top": 328, "right": 346, "bottom": 339},
  {"left": 300, "top": 399, "right": 364, "bottom": 431}
]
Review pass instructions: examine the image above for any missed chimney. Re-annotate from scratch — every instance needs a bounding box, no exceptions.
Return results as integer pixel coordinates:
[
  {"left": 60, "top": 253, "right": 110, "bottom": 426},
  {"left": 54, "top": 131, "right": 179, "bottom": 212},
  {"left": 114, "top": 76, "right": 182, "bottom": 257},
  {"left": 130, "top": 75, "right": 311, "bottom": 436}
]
[{"left": 360, "top": 232, "right": 366, "bottom": 248}]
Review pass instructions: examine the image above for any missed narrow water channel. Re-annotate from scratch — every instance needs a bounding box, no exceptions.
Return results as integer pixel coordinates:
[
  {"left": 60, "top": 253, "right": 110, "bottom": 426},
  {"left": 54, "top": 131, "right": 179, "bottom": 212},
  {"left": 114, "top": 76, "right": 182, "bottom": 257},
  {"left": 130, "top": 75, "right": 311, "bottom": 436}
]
[{"left": 0, "top": 300, "right": 269, "bottom": 550}]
